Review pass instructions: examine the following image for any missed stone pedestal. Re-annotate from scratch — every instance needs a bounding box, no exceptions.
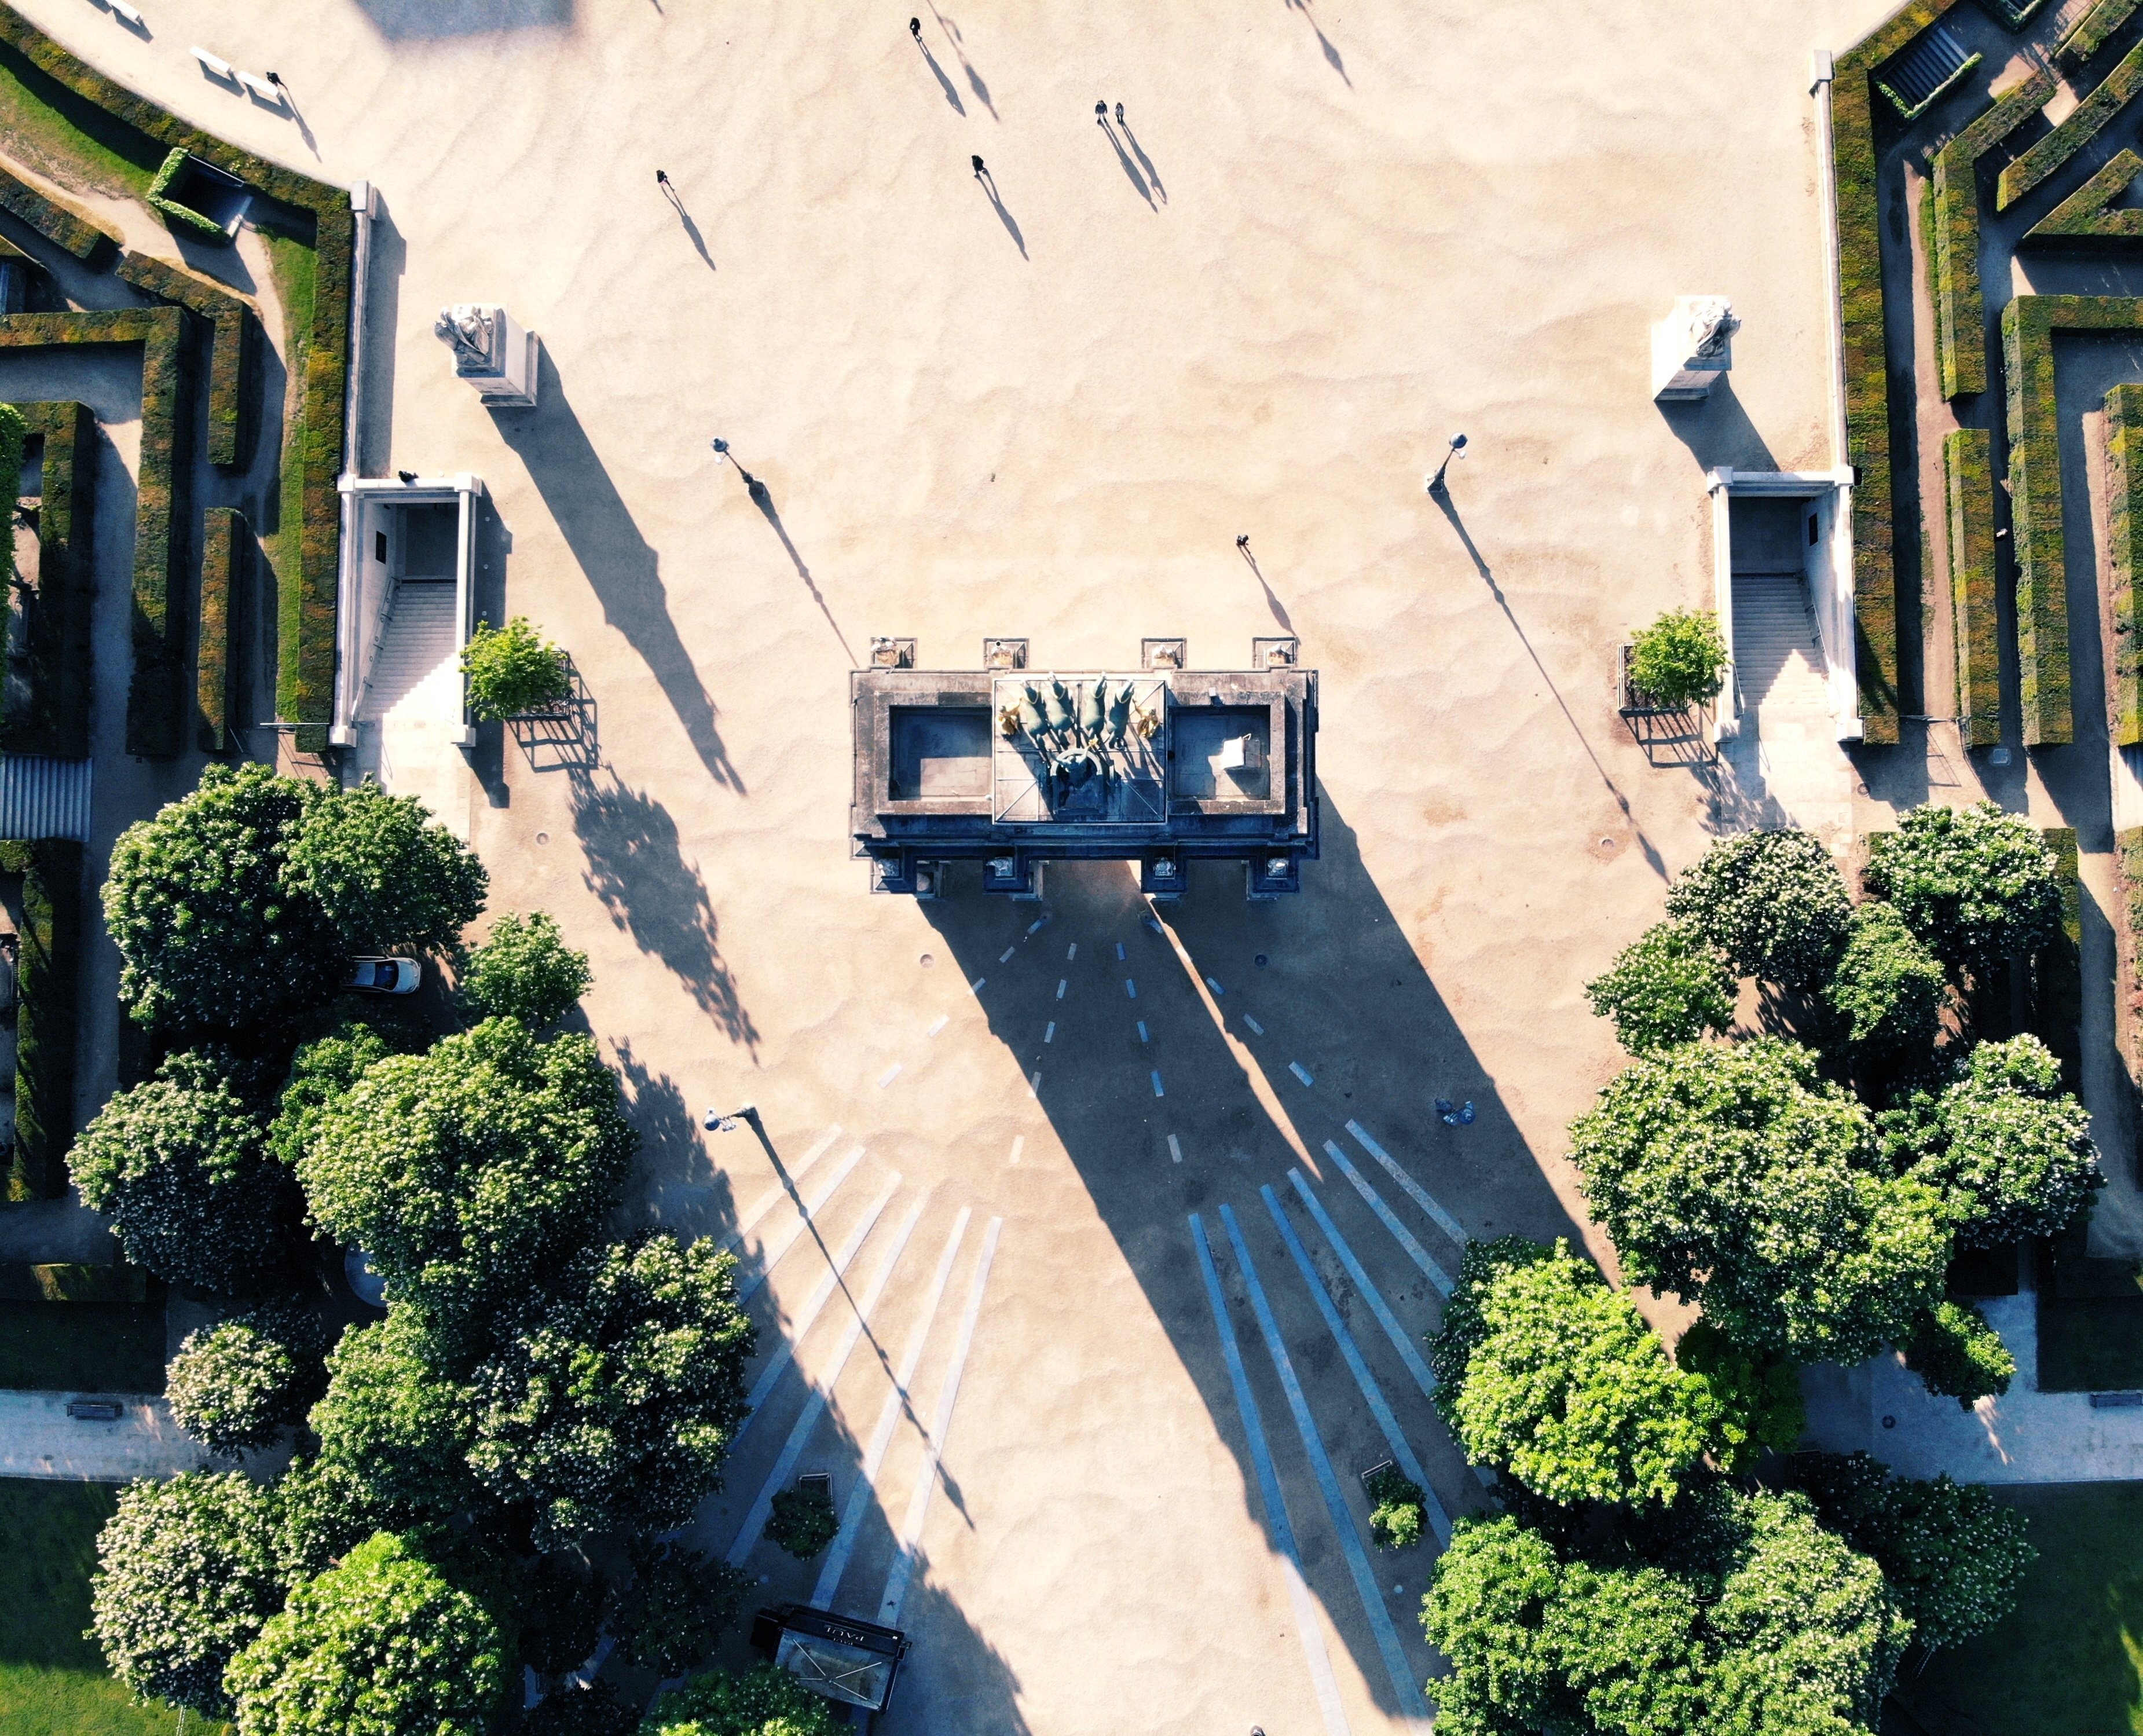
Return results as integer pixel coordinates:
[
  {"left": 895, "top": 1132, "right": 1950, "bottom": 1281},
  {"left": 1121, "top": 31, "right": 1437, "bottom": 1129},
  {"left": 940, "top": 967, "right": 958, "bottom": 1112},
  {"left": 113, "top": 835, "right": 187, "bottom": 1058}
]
[
  {"left": 434, "top": 304, "right": 539, "bottom": 408},
  {"left": 1652, "top": 296, "right": 1738, "bottom": 402}
]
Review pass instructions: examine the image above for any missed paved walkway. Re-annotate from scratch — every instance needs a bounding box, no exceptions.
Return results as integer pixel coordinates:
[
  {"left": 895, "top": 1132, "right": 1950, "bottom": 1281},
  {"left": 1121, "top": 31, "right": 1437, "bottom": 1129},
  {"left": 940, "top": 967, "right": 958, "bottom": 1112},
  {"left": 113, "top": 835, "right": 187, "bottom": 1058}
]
[
  {"left": 0, "top": 1390, "right": 290, "bottom": 1481},
  {"left": 1800, "top": 1289, "right": 2143, "bottom": 1482},
  {"left": 0, "top": 1197, "right": 118, "bottom": 1263}
]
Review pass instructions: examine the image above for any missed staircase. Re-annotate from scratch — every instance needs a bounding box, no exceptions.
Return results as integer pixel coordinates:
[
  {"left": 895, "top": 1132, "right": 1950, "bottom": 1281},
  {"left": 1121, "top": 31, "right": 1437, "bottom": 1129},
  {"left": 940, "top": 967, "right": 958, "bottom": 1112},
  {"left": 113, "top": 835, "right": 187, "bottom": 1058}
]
[
  {"left": 1722, "top": 572, "right": 1852, "bottom": 847},
  {"left": 1732, "top": 574, "right": 1830, "bottom": 724},
  {"left": 350, "top": 581, "right": 468, "bottom": 838}
]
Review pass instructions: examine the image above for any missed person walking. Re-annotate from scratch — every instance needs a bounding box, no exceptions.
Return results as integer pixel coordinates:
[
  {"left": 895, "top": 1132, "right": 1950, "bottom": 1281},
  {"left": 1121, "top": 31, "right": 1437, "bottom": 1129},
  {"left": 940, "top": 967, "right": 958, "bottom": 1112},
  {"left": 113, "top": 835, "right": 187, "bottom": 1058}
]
[
  {"left": 910, "top": 16, "right": 921, "bottom": 36},
  {"left": 1115, "top": 101, "right": 1124, "bottom": 125},
  {"left": 972, "top": 154, "right": 987, "bottom": 177},
  {"left": 655, "top": 168, "right": 671, "bottom": 188}
]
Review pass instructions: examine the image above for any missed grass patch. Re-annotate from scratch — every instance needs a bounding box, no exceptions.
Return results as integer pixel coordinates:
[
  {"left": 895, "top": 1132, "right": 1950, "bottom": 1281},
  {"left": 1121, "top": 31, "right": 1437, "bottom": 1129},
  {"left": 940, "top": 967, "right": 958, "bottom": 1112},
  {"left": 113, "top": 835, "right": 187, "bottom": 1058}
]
[
  {"left": 258, "top": 222, "right": 313, "bottom": 734},
  {"left": 0, "top": 1477, "right": 219, "bottom": 1736},
  {"left": 2037, "top": 1294, "right": 2143, "bottom": 1389},
  {"left": 0, "top": 44, "right": 153, "bottom": 202},
  {"left": 1914, "top": 1482, "right": 2143, "bottom": 1736},
  {"left": 0, "top": 1301, "right": 164, "bottom": 1391}
]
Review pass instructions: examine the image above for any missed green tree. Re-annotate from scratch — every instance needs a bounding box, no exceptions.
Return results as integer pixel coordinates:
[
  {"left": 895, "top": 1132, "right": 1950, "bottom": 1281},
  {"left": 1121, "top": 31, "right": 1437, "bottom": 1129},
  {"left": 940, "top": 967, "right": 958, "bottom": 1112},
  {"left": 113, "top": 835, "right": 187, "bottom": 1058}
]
[
  {"left": 608, "top": 1537, "right": 747, "bottom": 1678},
  {"left": 1664, "top": 829, "right": 1852, "bottom": 991},
  {"left": 514, "top": 1550, "right": 612, "bottom": 1678},
  {"left": 270, "top": 1453, "right": 411, "bottom": 1591},
  {"left": 1429, "top": 1238, "right": 1717, "bottom": 1507},
  {"left": 1363, "top": 1465, "right": 1428, "bottom": 1551},
  {"left": 69, "top": 1050, "right": 294, "bottom": 1294},
  {"left": 89, "top": 1471, "right": 285, "bottom": 1718},
  {"left": 1797, "top": 1452, "right": 2035, "bottom": 1651},
  {"left": 1584, "top": 920, "right": 1735, "bottom": 1053},
  {"left": 511, "top": 1681, "right": 639, "bottom": 1736},
  {"left": 1908, "top": 1035, "right": 2101, "bottom": 1246},
  {"left": 466, "top": 1233, "right": 754, "bottom": 1545},
  {"left": 1540, "top": 1560, "right": 1708, "bottom": 1736},
  {"left": 1864, "top": 801, "right": 2062, "bottom": 983},
  {"left": 308, "top": 1306, "right": 476, "bottom": 1524},
  {"left": 265, "top": 1021, "right": 401, "bottom": 1171},
  {"left": 226, "top": 1531, "right": 508, "bottom": 1736},
  {"left": 103, "top": 763, "right": 339, "bottom": 1028},
  {"left": 168, "top": 1297, "right": 329, "bottom": 1457},
  {"left": 1628, "top": 608, "right": 1730, "bottom": 710},
  {"left": 283, "top": 779, "right": 488, "bottom": 960},
  {"left": 1825, "top": 900, "right": 1947, "bottom": 1063},
  {"left": 642, "top": 1662, "right": 847, "bottom": 1736},
  {"left": 1418, "top": 1516, "right": 1563, "bottom": 1736},
  {"left": 295, "top": 1018, "right": 637, "bottom": 1341},
  {"left": 1674, "top": 1320, "right": 1804, "bottom": 1471},
  {"left": 464, "top": 911, "right": 592, "bottom": 1028},
  {"left": 765, "top": 1480, "right": 841, "bottom": 1559},
  {"left": 461, "top": 616, "right": 572, "bottom": 722},
  {"left": 1902, "top": 1300, "right": 2017, "bottom": 1406},
  {"left": 1569, "top": 1038, "right": 1951, "bottom": 1362}
]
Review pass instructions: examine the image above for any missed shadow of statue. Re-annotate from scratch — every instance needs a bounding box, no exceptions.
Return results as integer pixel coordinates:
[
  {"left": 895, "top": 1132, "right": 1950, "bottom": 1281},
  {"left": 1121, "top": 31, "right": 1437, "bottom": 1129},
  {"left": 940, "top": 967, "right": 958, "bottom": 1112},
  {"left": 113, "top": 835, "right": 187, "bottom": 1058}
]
[
  {"left": 492, "top": 346, "right": 744, "bottom": 792},
  {"left": 572, "top": 772, "right": 760, "bottom": 1053},
  {"left": 347, "top": 0, "right": 572, "bottom": 38}
]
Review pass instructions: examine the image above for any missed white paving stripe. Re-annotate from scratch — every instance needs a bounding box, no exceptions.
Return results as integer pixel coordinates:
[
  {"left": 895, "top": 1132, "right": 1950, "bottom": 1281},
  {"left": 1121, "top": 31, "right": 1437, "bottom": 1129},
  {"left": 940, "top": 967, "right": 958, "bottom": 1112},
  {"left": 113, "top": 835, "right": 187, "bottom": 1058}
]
[
  {"left": 999, "top": 947, "right": 1016, "bottom": 964},
  {"left": 1151, "top": 1071, "right": 1166, "bottom": 1098},
  {"left": 1243, "top": 1015, "right": 1265, "bottom": 1035},
  {"left": 968, "top": 976, "right": 986, "bottom": 992},
  {"left": 926, "top": 1015, "right": 948, "bottom": 1038},
  {"left": 1044, "top": 1022, "right": 1056, "bottom": 1043},
  {"left": 1219, "top": 1206, "right": 1435, "bottom": 1727},
  {"left": 1056, "top": 979, "right": 1068, "bottom": 999},
  {"left": 1262, "top": 1185, "right": 1452, "bottom": 1547},
  {"left": 878, "top": 1063, "right": 903, "bottom": 1089},
  {"left": 811, "top": 1209, "right": 972, "bottom": 1609},
  {"left": 1007, "top": 1137, "right": 1024, "bottom": 1167},
  {"left": 1189, "top": 1213, "right": 1353, "bottom": 1736},
  {"left": 726, "top": 1201, "right": 925, "bottom": 1566},
  {"left": 736, "top": 1145, "right": 867, "bottom": 1302},
  {"left": 878, "top": 1217, "right": 1005, "bottom": 1625},
  {"left": 1137, "top": 1020, "right": 1149, "bottom": 1043},
  {"left": 1322, "top": 1142, "right": 1454, "bottom": 1296},
  {"left": 1116, "top": 942, "right": 1126, "bottom": 961},
  {"left": 1206, "top": 976, "right": 1226, "bottom": 995},
  {"left": 1125, "top": 978, "right": 1138, "bottom": 999},
  {"left": 1287, "top": 1169, "right": 1439, "bottom": 1401},
  {"left": 1027, "top": 917, "right": 1047, "bottom": 936},
  {"left": 714, "top": 1126, "right": 840, "bottom": 1257},
  {"left": 735, "top": 1177, "right": 901, "bottom": 1438},
  {"left": 1346, "top": 1120, "right": 1468, "bottom": 1247},
  {"left": 1067, "top": 943, "right": 1078, "bottom": 961},
  {"left": 1167, "top": 1134, "right": 1183, "bottom": 1164},
  {"left": 1289, "top": 1061, "right": 1316, "bottom": 1087}
]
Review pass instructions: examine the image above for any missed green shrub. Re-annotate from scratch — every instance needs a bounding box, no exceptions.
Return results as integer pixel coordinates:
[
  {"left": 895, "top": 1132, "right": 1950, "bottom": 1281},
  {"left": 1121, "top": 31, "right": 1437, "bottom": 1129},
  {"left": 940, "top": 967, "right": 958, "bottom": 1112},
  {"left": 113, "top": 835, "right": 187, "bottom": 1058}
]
[
  {"left": 166, "top": 1296, "right": 327, "bottom": 1457},
  {"left": 1627, "top": 608, "right": 1727, "bottom": 709},
  {"left": 0, "top": 159, "right": 114, "bottom": 259},
  {"left": 1675, "top": 1320, "right": 1804, "bottom": 1470},
  {"left": 1903, "top": 1299, "right": 2017, "bottom": 1405},
  {"left": 145, "top": 147, "right": 229, "bottom": 241},
  {"left": 764, "top": 1480, "right": 840, "bottom": 1559},
  {"left": 1825, "top": 900, "right": 1946, "bottom": 1060},
  {"left": 3, "top": 837, "right": 79, "bottom": 1201},
  {"left": 643, "top": 1662, "right": 843, "bottom": 1736},
  {"left": 1664, "top": 829, "right": 1851, "bottom": 991},
  {"left": 461, "top": 616, "right": 570, "bottom": 721},
  {"left": 1364, "top": 1465, "right": 1427, "bottom": 1550},
  {"left": 1943, "top": 428, "right": 2001, "bottom": 745},
  {"left": 2109, "top": 384, "right": 2143, "bottom": 746},
  {"left": 1999, "top": 37, "right": 2143, "bottom": 212},
  {"left": 607, "top": 1536, "right": 746, "bottom": 1677},
  {"left": 195, "top": 507, "right": 241, "bottom": 751},
  {"left": 0, "top": 401, "right": 96, "bottom": 758},
  {"left": 2060, "top": 0, "right": 2143, "bottom": 63},
  {"left": 464, "top": 911, "right": 591, "bottom": 1027},
  {"left": 116, "top": 249, "right": 250, "bottom": 467},
  {"left": 1932, "top": 74, "right": 2052, "bottom": 400},
  {"left": 1584, "top": 919, "right": 1734, "bottom": 1053},
  {"left": 1864, "top": 801, "right": 2063, "bottom": 982}
]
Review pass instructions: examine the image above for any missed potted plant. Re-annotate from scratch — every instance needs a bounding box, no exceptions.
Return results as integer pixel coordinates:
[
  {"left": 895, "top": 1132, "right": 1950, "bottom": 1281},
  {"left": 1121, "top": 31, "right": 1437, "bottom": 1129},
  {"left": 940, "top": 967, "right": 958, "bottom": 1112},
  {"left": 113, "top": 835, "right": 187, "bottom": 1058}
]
[
  {"left": 461, "top": 615, "right": 572, "bottom": 721},
  {"left": 1623, "top": 607, "right": 1729, "bottom": 713}
]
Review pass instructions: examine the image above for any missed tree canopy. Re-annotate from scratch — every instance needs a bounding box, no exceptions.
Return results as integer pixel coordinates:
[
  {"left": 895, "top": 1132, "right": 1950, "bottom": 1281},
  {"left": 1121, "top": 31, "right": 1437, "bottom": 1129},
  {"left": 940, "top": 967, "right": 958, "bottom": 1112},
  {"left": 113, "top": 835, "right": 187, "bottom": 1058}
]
[
  {"left": 1824, "top": 900, "right": 1946, "bottom": 1063},
  {"left": 1673, "top": 1320, "right": 1804, "bottom": 1472},
  {"left": 1585, "top": 920, "right": 1736, "bottom": 1054},
  {"left": 1628, "top": 608, "right": 1730, "bottom": 711},
  {"left": 294, "top": 1018, "right": 636, "bottom": 1339},
  {"left": 226, "top": 1531, "right": 508, "bottom": 1736},
  {"left": 1664, "top": 829, "right": 1851, "bottom": 991},
  {"left": 1904, "top": 1035, "right": 2101, "bottom": 1246},
  {"left": 1429, "top": 1238, "right": 1717, "bottom": 1507},
  {"left": 281, "top": 779, "right": 488, "bottom": 961},
  {"left": 310, "top": 1306, "right": 479, "bottom": 1525},
  {"left": 1863, "top": 801, "right": 2061, "bottom": 982},
  {"left": 642, "top": 1663, "right": 844, "bottom": 1736},
  {"left": 167, "top": 1297, "right": 329, "bottom": 1457},
  {"left": 466, "top": 1233, "right": 754, "bottom": 1545},
  {"left": 89, "top": 1471, "right": 284, "bottom": 1718},
  {"left": 69, "top": 1049, "right": 294, "bottom": 1294},
  {"left": 1568, "top": 1038, "right": 1949, "bottom": 1362},
  {"left": 608, "top": 1537, "right": 746, "bottom": 1678},
  {"left": 464, "top": 910, "right": 592, "bottom": 1028}
]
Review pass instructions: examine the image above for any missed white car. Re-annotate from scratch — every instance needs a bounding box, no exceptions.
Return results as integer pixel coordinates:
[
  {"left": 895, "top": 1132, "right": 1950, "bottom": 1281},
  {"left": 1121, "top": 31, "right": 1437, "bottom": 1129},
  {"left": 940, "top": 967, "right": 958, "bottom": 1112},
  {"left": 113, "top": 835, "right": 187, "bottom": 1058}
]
[{"left": 345, "top": 956, "right": 420, "bottom": 995}]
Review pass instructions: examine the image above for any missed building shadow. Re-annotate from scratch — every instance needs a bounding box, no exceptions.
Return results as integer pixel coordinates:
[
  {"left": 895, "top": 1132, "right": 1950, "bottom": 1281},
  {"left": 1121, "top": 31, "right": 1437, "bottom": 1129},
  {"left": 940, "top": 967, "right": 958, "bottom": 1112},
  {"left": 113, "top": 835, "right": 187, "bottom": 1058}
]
[
  {"left": 1655, "top": 376, "right": 1779, "bottom": 474},
  {"left": 346, "top": 0, "right": 572, "bottom": 38},
  {"left": 571, "top": 771, "right": 761, "bottom": 1054},
  {"left": 353, "top": 196, "right": 405, "bottom": 480},
  {"left": 914, "top": 796, "right": 1591, "bottom": 1721},
  {"left": 492, "top": 346, "right": 743, "bottom": 792}
]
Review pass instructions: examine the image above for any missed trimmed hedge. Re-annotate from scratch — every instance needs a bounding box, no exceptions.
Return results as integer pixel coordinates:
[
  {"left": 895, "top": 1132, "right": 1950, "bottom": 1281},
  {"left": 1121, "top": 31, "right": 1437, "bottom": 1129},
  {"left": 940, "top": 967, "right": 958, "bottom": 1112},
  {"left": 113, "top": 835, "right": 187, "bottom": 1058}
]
[
  {"left": 1998, "top": 36, "right": 2143, "bottom": 211},
  {"left": 0, "top": 1261, "right": 149, "bottom": 1301},
  {"left": 0, "top": 1, "right": 353, "bottom": 751},
  {"left": 1834, "top": 0, "right": 1958, "bottom": 744},
  {"left": 0, "top": 400, "right": 95, "bottom": 759},
  {"left": 2034, "top": 826, "right": 2084, "bottom": 1088},
  {"left": 1932, "top": 71, "right": 2053, "bottom": 398},
  {"left": 1999, "top": 295, "right": 2143, "bottom": 744},
  {"left": 115, "top": 250, "right": 250, "bottom": 467},
  {"left": 1943, "top": 427, "right": 2001, "bottom": 746},
  {"left": 1980, "top": 0, "right": 2053, "bottom": 24},
  {"left": 0, "top": 837, "right": 79, "bottom": 1202},
  {"left": 2024, "top": 147, "right": 2143, "bottom": 240},
  {"left": 196, "top": 506, "right": 240, "bottom": 752},
  {"left": 144, "top": 147, "right": 226, "bottom": 243},
  {"left": 0, "top": 309, "right": 187, "bottom": 757},
  {"left": 1880, "top": 49, "right": 1982, "bottom": 119},
  {"left": 2060, "top": 0, "right": 2143, "bottom": 62},
  {"left": 0, "top": 159, "right": 113, "bottom": 261},
  {"left": 2108, "top": 383, "right": 2143, "bottom": 745}
]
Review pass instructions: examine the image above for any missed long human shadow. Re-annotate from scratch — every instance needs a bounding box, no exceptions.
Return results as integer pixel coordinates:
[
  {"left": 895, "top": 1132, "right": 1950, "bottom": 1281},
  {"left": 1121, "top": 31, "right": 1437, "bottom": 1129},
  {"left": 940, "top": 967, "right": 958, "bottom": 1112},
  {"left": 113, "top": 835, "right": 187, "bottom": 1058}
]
[
  {"left": 1120, "top": 119, "right": 1166, "bottom": 202},
  {"left": 1239, "top": 542, "right": 1292, "bottom": 629},
  {"left": 492, "top": 347, "right": 743, "bottom": 791},
  {"left": 1285, "top": 0, "right": 1350, "bottom": 85},
  {"left": 660, "top": 182, "right": 715, "bottom": 271},
  {"left": 731, "top": 465, "right": 856, "bottom": 664},
  {"left": 928, "top": 2, "right": 997, "bottom": 119},
  {"left": 1097, "top": 119, "right": 1154, "bottom": 208},
  {"left": 917, "top": 800, "right": 1590, "bottom": 1721},
  {"left": 1433, "top": 490, "right": 1668, "bottom": 882},
  {"left": 973, "top": 170, "right": 1027, "bottom": 258},
  {"left": 915, "top": 36, "right": 966, "bottom": 113},
  {"left": 570, "top": 771, "right": 761, "bottom": 1053}
]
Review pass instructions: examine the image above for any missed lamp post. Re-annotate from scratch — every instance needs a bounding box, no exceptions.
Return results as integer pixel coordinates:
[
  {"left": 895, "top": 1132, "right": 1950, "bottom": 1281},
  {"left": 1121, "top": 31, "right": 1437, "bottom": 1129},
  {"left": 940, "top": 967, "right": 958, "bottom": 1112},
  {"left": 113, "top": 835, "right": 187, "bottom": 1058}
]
[{"left": 1425, "top": 433, "right": 1468, "bottom": 495}]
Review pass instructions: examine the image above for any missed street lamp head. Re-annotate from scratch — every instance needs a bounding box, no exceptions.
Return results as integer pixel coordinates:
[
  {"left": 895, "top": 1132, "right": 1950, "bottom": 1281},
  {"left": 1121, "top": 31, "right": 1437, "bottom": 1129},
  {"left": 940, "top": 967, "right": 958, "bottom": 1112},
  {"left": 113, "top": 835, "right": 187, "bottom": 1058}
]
[{"left": 1448, "top": 433, "right": 1468, "bottom": 452}]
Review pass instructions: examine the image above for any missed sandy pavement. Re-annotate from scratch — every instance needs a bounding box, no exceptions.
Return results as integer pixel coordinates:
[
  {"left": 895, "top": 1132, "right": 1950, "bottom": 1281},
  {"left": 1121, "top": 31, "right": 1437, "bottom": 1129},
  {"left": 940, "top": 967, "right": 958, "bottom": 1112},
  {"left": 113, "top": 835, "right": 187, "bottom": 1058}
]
[{"left": 6, "top": 0, "right": 1957, "bottom": 1728}]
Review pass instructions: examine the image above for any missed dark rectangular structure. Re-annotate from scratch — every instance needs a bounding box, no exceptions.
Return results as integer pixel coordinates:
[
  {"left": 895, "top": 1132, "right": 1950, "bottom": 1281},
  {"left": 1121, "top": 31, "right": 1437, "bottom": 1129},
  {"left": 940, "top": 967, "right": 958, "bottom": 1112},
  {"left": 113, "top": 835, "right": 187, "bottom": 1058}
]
[{"left": 851, "top": 663, "right": 1319, "bottom": 898}]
